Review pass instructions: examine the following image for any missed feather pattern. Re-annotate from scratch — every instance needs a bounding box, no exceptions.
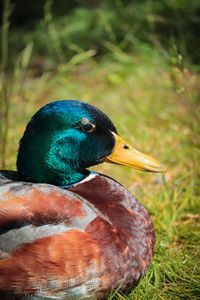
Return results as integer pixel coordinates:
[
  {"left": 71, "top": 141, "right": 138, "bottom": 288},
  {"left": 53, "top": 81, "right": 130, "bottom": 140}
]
[{"left": 0, "top": 171, "right": 155, "bottom": 299}]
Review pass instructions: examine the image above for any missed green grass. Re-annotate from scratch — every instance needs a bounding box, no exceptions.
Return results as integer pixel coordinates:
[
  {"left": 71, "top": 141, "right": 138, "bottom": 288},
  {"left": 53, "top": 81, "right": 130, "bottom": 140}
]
[{"left": 1, "top": 48, "right": 200, "bottom": 299}]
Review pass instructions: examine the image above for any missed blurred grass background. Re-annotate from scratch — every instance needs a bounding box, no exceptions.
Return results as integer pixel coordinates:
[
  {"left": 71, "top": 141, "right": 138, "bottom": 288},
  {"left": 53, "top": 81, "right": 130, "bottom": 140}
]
[{"left": 0, "top": 0, "right": 200, "bottom": 299}]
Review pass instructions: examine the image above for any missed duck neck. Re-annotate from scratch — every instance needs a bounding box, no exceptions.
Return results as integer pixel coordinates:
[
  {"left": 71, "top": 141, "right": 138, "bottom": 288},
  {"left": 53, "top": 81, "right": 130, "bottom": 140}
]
[
  {"left": 55, "top": 170, "right": 91, "bottom": 187},
  {"left": 17, "top": 131, "right": 91, "bottom": 187}
]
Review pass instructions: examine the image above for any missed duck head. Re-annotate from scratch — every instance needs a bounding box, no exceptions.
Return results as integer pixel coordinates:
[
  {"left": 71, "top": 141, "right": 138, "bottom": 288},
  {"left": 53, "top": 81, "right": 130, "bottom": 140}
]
[{"left": 17, "top": 100, "right": 166, "bottom": 186}]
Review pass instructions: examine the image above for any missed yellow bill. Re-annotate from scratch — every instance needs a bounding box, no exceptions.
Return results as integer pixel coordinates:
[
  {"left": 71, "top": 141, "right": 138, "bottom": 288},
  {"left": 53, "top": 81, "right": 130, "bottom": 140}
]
[{"left": 105, "top": 132, "right": 167, "bottom": 173}]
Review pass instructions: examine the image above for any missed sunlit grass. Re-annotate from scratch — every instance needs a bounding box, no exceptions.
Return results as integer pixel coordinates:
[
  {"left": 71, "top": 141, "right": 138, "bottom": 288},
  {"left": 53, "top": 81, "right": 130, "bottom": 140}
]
[{"left": 2, "top": 49, "right": 200, "bottom": 299}]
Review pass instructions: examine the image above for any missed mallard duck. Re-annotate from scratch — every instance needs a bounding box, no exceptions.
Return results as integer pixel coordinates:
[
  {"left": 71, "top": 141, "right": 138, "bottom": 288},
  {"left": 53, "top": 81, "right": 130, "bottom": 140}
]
[{"left": 0, "top": 100, "right": 166, "bottom": 299}]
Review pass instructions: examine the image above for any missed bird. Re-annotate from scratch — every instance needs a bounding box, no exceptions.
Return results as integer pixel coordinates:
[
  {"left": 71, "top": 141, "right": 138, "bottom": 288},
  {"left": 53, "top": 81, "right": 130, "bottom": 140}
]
[{"left": 0, "top": 100, "right": 167, "bottom": 299}]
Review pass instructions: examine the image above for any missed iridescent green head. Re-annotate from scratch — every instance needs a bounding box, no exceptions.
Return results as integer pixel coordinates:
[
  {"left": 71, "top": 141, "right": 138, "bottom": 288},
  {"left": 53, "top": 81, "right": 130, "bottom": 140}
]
[{"left": 17, "top": 100, "right": 117, "bottom": 186}]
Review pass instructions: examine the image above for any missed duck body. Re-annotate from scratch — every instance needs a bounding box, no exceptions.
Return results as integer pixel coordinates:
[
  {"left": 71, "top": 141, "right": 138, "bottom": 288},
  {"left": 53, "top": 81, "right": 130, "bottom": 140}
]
[
  {"left": 0, "top": 171, "right": 154, "bottom": 299},
  {"left": 0, "top": 100, "right": 166, "bottom": 299}
]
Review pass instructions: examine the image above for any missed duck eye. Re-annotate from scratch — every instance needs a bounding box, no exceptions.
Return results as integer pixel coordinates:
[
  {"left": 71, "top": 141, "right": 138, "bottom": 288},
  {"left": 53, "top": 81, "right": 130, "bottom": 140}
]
[{"left": 81, "top": 123, "right": 94, "bottom": 133}]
